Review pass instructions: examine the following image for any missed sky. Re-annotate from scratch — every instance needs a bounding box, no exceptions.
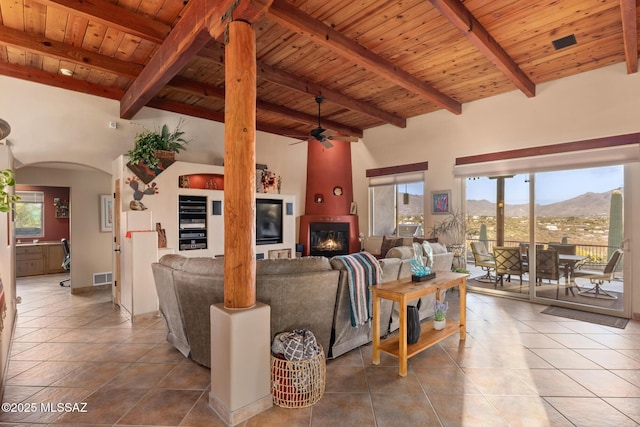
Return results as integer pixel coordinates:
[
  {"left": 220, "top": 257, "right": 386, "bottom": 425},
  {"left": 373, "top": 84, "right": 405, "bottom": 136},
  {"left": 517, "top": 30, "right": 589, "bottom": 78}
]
[{"left": 465, "top": 165, "right": 624, "bottom": 205}]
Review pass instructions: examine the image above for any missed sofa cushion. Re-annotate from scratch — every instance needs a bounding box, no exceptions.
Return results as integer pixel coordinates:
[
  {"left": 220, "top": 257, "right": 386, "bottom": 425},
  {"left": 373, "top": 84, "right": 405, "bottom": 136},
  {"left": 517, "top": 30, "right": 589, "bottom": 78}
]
[
  {"left": 181, "top": 257, "right": 225, "bottom": 276},
  {"left": 257, "top": 256, "right": 332, "bottom": 275},
  {"left": 380, "top": 236, "right": 404, "bottom": 257},
  {"left": 159, "top": 254, "right": 188, "bottom": 270},
  {"left": 385, "top": 246, "right": 416, "bottom": 260}
]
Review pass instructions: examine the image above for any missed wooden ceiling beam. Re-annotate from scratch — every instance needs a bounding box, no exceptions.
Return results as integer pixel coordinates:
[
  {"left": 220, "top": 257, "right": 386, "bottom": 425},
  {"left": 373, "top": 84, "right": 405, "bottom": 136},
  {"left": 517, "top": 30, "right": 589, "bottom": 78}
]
[
  {"left": 257, "top": 61, "right": 405, "bottom": 129},
  {"left": 0, "top": 22, "right": 359, "bottom": 135},
  {"left": 0, "top": 26, "right": 143, "bottom": 78},
  {"left": 429, "top": 0, "right": 536, "bottom": 97},
  {"left": 266, "top": 0, "right": 461, "bottom": 114},
  {"left": 199, "top": 43, "right": 406, "bottom": 128},
  {"left": 119, "top": 0, "right": 272, "bottom": 120},
  {"left": 168, "top": 76, "right": 363, "bottom": 137},
  {"left": 0, "top": 61, "right": 123, "bottom": 100},
  {"left": 146, "top": 97, "right": 305, "bottom": 138},
  {"left": 619, "top": 0, "right": 638, "bottom": 74},
  {"left": 35, "top": 0, "right": 171, "bottom": 44}
]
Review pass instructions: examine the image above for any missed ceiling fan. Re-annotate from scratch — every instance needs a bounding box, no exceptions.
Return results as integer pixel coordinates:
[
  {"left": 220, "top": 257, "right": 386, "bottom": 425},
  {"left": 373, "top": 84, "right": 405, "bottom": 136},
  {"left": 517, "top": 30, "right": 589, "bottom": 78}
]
[{"left": 289, "top": 96, "right": 359, "bottom": 148}]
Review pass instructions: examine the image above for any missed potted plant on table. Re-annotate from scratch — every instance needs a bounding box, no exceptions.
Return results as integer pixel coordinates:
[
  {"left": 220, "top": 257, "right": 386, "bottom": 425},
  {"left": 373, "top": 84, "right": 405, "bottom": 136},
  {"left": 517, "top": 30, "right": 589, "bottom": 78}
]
[{"left": 433, "top": 300, "right": 448, "bottom": 330}]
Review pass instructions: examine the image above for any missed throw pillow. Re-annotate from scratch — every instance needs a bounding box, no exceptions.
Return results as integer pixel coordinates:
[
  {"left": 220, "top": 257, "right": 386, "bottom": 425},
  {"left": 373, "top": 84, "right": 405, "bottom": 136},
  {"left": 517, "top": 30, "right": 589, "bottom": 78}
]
[
  {"left": 380, "top": 236, "right": 404, "bottom": 257},
  {"left": 428, "top": 242, "right": 448, "bottom": 255},
  {"left": 413, "top": 236, "right": 439, "bottom": 245}
]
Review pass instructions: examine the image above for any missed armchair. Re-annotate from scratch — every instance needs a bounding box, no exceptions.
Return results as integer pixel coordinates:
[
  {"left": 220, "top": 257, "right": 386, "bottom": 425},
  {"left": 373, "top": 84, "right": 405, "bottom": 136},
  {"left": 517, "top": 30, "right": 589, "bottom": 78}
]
[
  {"left": 536, "top": 249, "right": 561, "bottom": 297},
  {"left": 493, "top": 246, "right": 527, "bottom": 290},
  {"left": 574, "top": 249, "right": 623, "bottom": 299},
  {"left": 470, "top": 241, "right": 495, "bottom": 282}
]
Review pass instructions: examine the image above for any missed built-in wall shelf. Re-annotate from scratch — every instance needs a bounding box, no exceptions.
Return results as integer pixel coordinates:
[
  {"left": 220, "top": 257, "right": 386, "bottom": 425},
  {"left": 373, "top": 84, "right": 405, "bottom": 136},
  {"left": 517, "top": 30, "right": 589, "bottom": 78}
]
[
  {"left": 178, "top": 195, "right": 207, "bottom": 251},
  {"left": 178, "top": 174, "right": 224, "bottom": 190}
]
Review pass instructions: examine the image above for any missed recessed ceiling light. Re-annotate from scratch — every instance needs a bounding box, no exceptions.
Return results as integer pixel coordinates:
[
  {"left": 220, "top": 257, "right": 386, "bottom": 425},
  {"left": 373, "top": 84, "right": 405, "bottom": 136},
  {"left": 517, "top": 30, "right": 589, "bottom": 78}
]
[{"left": 60, "top": 68, "right": 74, "bottom": 76}]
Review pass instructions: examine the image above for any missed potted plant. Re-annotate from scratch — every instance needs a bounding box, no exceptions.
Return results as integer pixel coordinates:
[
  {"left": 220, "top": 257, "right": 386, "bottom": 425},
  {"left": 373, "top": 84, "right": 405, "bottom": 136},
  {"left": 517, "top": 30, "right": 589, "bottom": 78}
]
[
  {"left": 429, "top": 208, "right": 467, "bottom": 267},
  {"left": 0, "top": 169, "right": 20, "bottom": 212},
  {"left": 128, "top": 120, "right": 190, "bottom": 170},
  {"left": 433, "top": 300, "right": 448, "bottom": 330}
]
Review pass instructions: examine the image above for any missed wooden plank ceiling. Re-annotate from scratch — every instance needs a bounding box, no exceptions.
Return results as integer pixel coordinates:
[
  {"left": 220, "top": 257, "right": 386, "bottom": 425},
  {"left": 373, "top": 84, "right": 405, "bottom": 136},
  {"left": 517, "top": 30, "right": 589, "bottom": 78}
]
[{"left": 0, "top": 0, "right": 637, "bottom": 140}]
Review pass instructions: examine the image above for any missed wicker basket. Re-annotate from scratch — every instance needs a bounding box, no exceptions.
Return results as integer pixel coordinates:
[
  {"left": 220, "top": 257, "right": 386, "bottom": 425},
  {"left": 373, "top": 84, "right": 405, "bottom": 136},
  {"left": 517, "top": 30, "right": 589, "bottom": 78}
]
[
  {"left": 155, "top": 149, "right": 175, "bottom": 161},
  {"left": 270, "top": 345, "right": 326, "bottom": 408}
]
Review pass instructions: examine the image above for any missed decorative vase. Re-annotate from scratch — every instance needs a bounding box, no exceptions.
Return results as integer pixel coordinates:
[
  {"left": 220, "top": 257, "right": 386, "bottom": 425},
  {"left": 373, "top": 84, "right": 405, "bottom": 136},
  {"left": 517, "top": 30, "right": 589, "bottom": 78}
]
[
  {"left": 433, "top": 319, "right": 446, "bottom": 330},
  {"left": 407, "top": 305, "right": 421, "bottom": 344}
]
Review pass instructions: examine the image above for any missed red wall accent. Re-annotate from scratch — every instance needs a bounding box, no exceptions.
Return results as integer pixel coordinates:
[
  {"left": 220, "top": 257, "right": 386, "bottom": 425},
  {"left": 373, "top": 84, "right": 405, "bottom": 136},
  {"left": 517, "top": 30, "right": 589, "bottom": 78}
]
[
  {"left": 300, "top": 139, "right": 360, "bottom": 254},
  {"left": 15, "top": 185, "right": 70, "bottom": 243},
  {"left": 304, "top": 139, "right": 353, "bottom": 215}
]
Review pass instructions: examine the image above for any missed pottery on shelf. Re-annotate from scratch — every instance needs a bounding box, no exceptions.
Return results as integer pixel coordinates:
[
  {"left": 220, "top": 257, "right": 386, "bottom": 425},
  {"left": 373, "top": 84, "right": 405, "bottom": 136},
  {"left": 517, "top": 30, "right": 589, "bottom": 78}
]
[{"left": 433, "top": 319, "right": 446, "bottom": 330}]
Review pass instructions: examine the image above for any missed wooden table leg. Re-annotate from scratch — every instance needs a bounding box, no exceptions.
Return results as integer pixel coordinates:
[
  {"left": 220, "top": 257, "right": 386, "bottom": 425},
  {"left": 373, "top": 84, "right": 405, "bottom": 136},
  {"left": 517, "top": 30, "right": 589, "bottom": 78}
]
[
  {"left": 372, "top": 292, "right": 380, "bottom": 365},
  {"left": 398, "top": 299, "right": 407, "bottom": 376}
]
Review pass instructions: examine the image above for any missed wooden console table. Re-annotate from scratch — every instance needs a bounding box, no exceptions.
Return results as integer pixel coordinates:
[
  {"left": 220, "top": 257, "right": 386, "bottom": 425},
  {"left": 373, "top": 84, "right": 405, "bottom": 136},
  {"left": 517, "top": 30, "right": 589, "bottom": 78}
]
[{"left": 371, "top": 271, "right": 467, "bottom": 376}]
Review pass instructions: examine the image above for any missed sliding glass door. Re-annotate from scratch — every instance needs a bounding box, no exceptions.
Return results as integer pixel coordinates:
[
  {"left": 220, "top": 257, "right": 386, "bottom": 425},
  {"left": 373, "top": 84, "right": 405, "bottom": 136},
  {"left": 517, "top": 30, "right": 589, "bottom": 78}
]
[
  {"left": 466, "top": 174, "right": 530, "bottom": 299},
  {"left": 531, "top": 166, "right": 625, "bottom": 314},
  {"left": 466, "top": 165, "right": 626, "bottom": 315}
]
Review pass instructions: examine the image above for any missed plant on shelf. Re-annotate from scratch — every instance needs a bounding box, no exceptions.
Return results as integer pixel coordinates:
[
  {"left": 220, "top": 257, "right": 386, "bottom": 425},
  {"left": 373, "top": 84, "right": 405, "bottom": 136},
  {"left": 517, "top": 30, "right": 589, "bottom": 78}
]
[
  {"left": 128, "top": 120, "right": 190, "bottom": 170},
  {"left": 0, "top": 169, "right": 20, "bottom": 213},
  {"left": 434, "top": 300, "right": 448, "bottom": 321}
]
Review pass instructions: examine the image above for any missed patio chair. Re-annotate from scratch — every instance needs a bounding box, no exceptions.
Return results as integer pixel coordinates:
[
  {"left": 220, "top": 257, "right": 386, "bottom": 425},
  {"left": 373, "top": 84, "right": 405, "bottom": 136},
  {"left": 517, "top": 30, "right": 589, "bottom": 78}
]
[
  {"left": 574, "top": 249, "right": 623, "bottom": 300},
  {"left": 470, "top": 241, "right": 495, "bottom": 282},
  {"left": 536, "top": 249, "right": 562, "bottom": 297},
  {"left": 493, "top": 246, "right": 527, "bottom": 290},
  {"left": 548, "top": 243, "right": 577, "bottom": 255}
]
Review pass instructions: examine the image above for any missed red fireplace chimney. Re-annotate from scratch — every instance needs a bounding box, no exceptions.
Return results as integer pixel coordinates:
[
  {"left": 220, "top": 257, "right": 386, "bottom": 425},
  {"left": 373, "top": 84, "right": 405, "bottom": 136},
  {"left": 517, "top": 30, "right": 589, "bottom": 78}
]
[{"left": 299, "top": 139, "right": 359, "bottom": 256}]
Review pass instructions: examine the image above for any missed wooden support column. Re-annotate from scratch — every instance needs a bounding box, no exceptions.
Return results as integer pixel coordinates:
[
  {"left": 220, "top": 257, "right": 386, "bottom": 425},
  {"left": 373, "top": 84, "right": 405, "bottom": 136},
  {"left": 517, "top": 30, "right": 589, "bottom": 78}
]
[{"left": 224, "top": 20, "right": 256, "bottom": 309}]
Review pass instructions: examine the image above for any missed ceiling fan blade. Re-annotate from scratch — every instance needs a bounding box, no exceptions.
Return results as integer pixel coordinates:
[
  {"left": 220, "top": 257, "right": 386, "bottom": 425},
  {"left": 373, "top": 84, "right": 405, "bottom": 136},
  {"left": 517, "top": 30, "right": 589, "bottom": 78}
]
[
  {"left": 288, "top": 139, "right": 307, "bottom": 146},
  {"left": 318, "top": 138, "right": 333, "bottom": 149},
  {"left": 327, "top": 135, "right": 360, "bottom": 142},
  {"left": 320, "top": 128, "right": 359, "bottom": 143}
]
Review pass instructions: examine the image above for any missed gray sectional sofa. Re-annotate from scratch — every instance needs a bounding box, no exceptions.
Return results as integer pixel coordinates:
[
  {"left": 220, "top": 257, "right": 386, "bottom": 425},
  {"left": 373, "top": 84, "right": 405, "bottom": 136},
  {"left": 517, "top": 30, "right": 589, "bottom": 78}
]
[{"left": 151, "top": 243, "right": 453, "bottom": 367}]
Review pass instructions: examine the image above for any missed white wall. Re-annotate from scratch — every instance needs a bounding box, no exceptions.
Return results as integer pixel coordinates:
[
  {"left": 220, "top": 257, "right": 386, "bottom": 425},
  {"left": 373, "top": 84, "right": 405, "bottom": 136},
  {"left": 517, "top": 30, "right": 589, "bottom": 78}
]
[
  {"left": 16, "top": 166, "right": 112, "bottom": 290},
  {"left": 355, "top": 62, "right": 640, "bottom": 318}
]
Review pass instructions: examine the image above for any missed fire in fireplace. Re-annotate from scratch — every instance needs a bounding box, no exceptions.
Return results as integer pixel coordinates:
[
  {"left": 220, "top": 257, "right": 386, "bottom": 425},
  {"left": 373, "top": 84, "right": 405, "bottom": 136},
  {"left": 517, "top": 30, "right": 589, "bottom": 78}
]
[{"left": 309, "top": 222, "right": 349, "bottom": 257}]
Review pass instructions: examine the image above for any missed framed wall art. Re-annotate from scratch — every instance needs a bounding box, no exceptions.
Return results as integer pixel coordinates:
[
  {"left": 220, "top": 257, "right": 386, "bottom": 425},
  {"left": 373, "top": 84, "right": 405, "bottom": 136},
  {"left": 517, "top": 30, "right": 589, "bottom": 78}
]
[
  {"left": 100, "top": 194, "right": 113, "bottom": 232},
  {"left": 431, "top": 190, "right": 451, "bottom": 215}
]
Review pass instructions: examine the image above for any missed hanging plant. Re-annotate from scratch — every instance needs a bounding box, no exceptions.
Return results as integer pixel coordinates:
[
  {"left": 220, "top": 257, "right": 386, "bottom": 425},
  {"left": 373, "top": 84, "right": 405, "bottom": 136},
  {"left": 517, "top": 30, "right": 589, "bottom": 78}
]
[
  {"left": 128, "top": 120, "right": 190, "bottom": 169},
  {"left": 0, "top": 169, "right": 20, "bottom": 213}
]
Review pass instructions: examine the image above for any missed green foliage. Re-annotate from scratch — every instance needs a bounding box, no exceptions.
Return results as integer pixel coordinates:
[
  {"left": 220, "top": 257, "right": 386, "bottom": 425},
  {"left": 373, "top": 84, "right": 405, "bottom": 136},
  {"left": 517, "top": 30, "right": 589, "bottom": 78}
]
[
  {"left": 429, "top": 209, "right": 466, "bottom": 245},
  {"left": 0, "top": 169, "right": 20, "bottom": 213},
  {"left": 128, "top": 120, "right": 190, "bottom": 169},
  {"left": 479, "top": 223, "right": 487, "bottom": 246}
]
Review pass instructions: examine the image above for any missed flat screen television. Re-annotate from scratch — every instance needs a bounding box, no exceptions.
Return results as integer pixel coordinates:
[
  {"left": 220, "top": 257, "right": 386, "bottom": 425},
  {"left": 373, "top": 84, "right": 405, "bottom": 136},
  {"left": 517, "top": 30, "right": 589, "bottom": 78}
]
[{"left": 256, "top": 198, "right": 283, "bottom": 245}]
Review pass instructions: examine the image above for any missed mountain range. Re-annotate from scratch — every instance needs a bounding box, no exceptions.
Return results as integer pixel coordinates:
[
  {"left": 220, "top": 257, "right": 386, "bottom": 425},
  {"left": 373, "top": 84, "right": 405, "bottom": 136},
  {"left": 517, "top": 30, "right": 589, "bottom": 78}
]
[{"left": 468, "top": 190, "right": 619, "bottom": 217}]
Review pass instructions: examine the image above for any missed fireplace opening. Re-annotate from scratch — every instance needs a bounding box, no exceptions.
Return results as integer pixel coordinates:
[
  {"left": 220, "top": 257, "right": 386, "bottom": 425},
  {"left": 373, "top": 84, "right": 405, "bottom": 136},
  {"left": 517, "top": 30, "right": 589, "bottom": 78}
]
[{"left": 309, "top": 222, "right": 350, "bottom": 257}]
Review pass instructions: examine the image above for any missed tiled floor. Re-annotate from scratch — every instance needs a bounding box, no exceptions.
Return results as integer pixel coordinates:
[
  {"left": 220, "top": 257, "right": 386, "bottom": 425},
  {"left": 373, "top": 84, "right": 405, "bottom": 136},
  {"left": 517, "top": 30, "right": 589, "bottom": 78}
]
[{"left": 2, "top": 273, "right": 640, "bottom": 426}]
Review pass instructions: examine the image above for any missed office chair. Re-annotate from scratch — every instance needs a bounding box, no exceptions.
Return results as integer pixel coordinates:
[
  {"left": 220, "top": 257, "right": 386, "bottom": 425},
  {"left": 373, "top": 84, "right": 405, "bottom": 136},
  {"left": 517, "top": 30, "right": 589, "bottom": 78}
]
[{"left": 60, "top": 238, "right": 70, "bottom": 287}]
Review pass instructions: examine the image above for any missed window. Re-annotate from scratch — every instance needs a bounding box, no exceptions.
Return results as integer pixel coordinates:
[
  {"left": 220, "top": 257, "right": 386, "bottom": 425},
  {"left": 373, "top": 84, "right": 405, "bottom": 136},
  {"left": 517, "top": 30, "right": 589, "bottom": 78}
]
[
  {"left": 15, "top": 191, "right": 44, "bottom": 238},
  {"left": 369, "top": 181, "right": 424, "bottom": 237}
]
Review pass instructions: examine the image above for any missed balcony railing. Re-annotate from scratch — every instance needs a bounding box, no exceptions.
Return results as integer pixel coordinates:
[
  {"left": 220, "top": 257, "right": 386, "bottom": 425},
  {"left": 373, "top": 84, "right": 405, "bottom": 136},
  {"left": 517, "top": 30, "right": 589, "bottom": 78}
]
[{"left": 467, "top": 239, "right": 622, "bottom": 274}]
